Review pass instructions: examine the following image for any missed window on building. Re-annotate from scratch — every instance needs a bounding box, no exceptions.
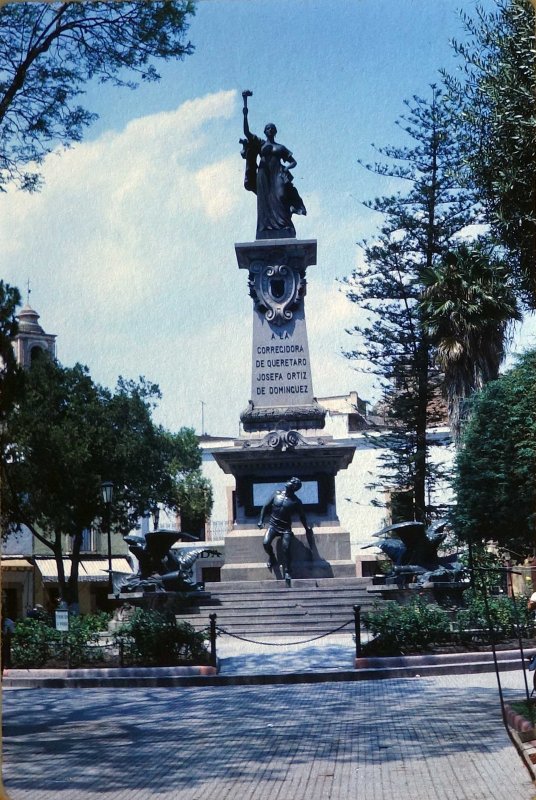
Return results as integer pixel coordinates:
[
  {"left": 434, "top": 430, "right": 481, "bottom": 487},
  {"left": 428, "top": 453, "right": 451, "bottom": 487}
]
[
  {"left": 80, "top": 528, "right": 97, "bottom": 553},
  {"left": 252, "top": 480, "right": 319, "bottom": 507},
  {"left": 348, "top": 413, "right": 365, "bottom": 432},
  {"left": 361, "top": 560, "right": 381, "bottom": 578},
  {"left": 201, "top": 566, "right": 221, "bottom": 583},
  {"left": 30, "top": 345, "right": 44, "bottom": 363}
]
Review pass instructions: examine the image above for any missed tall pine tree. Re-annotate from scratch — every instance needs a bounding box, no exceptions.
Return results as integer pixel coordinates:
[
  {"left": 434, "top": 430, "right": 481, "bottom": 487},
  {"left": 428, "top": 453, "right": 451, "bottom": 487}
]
[{"left": 342, "top": 87, "right": 476, "bottom": 522}]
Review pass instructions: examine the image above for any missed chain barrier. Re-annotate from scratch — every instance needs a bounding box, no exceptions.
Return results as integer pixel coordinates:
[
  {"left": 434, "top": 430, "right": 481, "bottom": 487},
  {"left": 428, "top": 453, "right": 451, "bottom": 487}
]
[{"left": 214, "top": 618, "right": 354, "bottom": 648}]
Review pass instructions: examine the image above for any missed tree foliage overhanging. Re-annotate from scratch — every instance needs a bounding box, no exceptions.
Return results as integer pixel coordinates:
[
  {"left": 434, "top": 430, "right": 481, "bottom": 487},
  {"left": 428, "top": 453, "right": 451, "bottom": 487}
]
[
  {"left": 0, "top": 280, "right": 22, "bottom": 421},
  {"left": 453, "top": 349, "right": 536, "bottom": 556},
  {"left": 342, "top": 87, "right": 478, "bottom": 520},
  {"left": 445, "top": 0, "right": 536, "bottom": 305},
  {"left": 420, "top": 241, "right": 521, "bottom": 442},
  {"left": 342, "top": 0, "right": 536, "bottom": 528},
  {"left": 0, "top": 0, "right": 196, "bottom": 191}
]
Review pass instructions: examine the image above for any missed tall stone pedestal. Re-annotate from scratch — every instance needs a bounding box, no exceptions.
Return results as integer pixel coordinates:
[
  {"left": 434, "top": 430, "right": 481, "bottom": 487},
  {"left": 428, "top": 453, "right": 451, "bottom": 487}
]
[
  {"left": 236, "top": 238, "right": 325, "bottom": 432},
  {"left": 211, "top": 235, "right": 356, "bottom": 582}
]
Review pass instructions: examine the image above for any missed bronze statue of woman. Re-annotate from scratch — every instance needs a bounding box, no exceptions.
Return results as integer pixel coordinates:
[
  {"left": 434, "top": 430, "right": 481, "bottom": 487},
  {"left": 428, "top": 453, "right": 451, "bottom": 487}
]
[{"left": 240, "top": 90, "right": 306, "bottom": 240}]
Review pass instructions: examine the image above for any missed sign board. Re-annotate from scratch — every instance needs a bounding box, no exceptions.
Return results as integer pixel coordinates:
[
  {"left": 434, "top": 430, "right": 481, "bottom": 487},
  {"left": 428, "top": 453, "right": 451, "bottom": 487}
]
[{"left": 55, "top": 609, "right": 69, "bottom": 632}]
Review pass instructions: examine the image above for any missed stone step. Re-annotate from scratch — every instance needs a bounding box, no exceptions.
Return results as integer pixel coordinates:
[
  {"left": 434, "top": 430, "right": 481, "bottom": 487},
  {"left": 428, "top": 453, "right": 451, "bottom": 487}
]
[
  {"left": 195, "top": 592, "right": 370, "bottom": 606},
  {"left": 220, "top": 561, "right": 356, "bottom": 581},
  {"left": 176, "top": 576, "right": 377, "bottom": 637},
  {"left": 183, "top": 598, "right": 370, "bottom": 615},
  {"left": 184, "top": 596, "right": 370, "bottom": 613},
  {"left": 179, "top": 620, "right": 357, "bottom": 635},
  {"left": 206, "top": 576, "right": 370, "bottom": 586},
  {"left": 203, "top": 577, "right": 371, "bottom": 593},
  {"left": 191, "top": 596, "right": 370, "bottom": 610},
  {"left": 179, "top": 619, "right": 356, "bottom": 636},
  {"left": 182, "top": 608, "right": 357, "bottom": 621},
  {"left": 195, "top": 585, "right": 371, "bottom": 599}
]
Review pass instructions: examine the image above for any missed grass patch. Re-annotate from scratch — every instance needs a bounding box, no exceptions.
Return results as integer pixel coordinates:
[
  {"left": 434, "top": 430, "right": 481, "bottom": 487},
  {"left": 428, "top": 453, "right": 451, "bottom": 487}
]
[{"left": 510, "top": 700, "right": 536, "bottom": 725}]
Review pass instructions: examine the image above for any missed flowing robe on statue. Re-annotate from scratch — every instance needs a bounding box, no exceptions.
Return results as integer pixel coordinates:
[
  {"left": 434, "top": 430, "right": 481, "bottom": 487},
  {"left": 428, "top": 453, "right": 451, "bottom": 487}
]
[{"left": 242, "top": 134, "right": 306, "bottom": 240}]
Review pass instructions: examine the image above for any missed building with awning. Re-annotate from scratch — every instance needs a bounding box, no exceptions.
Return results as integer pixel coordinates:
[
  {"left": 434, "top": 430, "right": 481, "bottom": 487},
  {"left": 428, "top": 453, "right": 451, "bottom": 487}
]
[
  {"left": 34, "top": 556, "right": 134, "bottom": 614},
  {"left": 1, "top": 557, "right": 34, "bottom": 619},
  {"left": 1, "top": 558, "right": 33, "bottom": 572}
]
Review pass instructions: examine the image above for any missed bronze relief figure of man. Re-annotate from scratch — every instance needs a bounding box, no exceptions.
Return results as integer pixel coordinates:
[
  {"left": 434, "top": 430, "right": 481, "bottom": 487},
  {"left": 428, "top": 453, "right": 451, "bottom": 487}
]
[{"left": 258, "top": 477, "right": 314, "bottom": 584}]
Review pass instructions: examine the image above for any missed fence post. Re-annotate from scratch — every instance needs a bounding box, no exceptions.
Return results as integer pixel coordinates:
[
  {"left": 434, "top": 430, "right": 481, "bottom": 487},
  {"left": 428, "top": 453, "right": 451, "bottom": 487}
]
[
  {"left": 353, "top": 605, "right": 361, "bottom": 659},
  {"left": 209, "top": 613, "right": 217, "bottom": 668},
  {"left": 119, "top": 637, "right": 124, "bottom": 668}
]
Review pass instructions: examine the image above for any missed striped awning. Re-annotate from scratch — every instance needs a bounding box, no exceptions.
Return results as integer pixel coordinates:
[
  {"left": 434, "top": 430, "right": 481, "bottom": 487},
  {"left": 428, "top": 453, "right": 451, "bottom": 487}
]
[
  {"left": 35, "top": 557, "right": 133, "bottom": 583},
  {"left": 1, "top": 558, "right": 33, "bottom": 571}
]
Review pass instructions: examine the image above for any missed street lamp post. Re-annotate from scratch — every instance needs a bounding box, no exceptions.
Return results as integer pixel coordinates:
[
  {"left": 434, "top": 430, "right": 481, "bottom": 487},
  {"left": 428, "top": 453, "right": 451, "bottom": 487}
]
[{"left": 101, "top": 481, "right": 114, "bottom": 597}]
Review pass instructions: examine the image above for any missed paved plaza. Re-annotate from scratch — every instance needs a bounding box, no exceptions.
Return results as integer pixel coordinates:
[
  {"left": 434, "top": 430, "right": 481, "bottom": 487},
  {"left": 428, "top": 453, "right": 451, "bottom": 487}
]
[
  {"left": 2, "top": 644, "right": 536, "bottom": 800},
  {"left": 216, "top": 632, "right": 360, "bottom": 675}
]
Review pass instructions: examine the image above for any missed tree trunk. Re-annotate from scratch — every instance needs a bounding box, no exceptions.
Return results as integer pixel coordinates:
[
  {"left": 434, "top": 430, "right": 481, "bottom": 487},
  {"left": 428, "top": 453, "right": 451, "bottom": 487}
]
[
  {"left": 414, "top": 331, "right": 430, "bottom": 522},
  {"left": 66, "top": 529, "right": 82, "bottom": 611},
  {"left": 53, "top": 532, "right": 68, "bottom": 604}
]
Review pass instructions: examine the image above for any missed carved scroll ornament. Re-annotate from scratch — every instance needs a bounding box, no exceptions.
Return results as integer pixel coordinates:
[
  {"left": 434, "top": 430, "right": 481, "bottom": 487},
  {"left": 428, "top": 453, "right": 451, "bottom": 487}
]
[{"left": 248, "top": 259, "right": 306, "bottom": 325}]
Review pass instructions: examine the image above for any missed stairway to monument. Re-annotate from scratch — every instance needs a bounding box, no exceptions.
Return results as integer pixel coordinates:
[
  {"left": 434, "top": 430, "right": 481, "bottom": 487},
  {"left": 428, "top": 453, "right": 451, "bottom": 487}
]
[{"left": 178, "top": 576, "right": 376, "bottom": 637}]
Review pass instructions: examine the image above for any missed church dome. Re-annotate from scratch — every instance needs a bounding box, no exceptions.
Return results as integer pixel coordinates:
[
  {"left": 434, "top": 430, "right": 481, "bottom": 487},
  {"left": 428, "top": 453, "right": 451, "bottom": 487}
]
[{"left": 17, "top": 304, "right": 45, "bottom": 335}]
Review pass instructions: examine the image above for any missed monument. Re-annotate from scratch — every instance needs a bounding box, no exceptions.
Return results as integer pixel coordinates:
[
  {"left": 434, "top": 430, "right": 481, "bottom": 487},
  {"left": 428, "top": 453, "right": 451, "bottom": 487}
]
[{"left": 211, "top": 92, "right": 356, "bottom": 583}]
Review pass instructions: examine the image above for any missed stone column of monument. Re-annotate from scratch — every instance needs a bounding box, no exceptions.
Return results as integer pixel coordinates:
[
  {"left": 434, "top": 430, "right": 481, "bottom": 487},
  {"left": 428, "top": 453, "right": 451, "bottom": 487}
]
[
  {"left": 211, "top": 92, "right": 356, "bottom": 582},
  {"left": 236, "top": 238, "right": 325, "bottom": 432}
]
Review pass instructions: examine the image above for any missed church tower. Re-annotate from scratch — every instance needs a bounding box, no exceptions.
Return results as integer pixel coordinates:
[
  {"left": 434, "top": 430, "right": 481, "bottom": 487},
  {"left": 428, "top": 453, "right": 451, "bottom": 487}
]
[{"left": 13, "top": 303, "right": 56, "bottom": 368}]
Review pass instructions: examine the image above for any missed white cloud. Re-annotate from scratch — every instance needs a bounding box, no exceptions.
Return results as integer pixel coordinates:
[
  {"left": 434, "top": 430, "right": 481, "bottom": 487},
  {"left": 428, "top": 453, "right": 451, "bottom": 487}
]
[
  {"left": 1, "top": 88, "right": 378, "bottom": 435},
  {"left": 195, "top": 157, "right": 239, "bottom": 220}
]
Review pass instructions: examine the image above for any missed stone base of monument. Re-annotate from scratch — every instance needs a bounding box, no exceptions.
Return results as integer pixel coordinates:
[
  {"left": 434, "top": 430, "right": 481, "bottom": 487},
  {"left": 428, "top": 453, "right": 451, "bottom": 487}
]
[{"left": 221, "top": 525, "right": 355, "bottom": 582}]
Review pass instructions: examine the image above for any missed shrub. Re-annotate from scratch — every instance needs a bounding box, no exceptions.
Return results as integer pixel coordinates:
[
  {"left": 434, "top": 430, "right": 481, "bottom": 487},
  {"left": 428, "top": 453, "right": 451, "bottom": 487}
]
[
  {"left": 11, "top": 612, "right": 111, "bottom": 668},
  {"left": 454, "top": 589, "right": 533, "bottom": 643},
  {"left": 362, "top": 597, "right": 451, "bottom": 655},
  {"left": 11, "top": 618, "right": 59, "bottom": 667},
  {"left": 61, "top": 612, "right": 111, "bottom": 667},
  {"left": 114, "top": 609, "right": 209, "bottom": 666}
]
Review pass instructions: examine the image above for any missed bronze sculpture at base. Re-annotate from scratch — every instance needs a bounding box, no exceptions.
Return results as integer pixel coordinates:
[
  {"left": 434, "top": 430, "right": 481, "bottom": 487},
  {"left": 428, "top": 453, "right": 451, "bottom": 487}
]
[
  {"left": 257, "top": 477, "right": 314, "bottom": 585},
  {"left": 112, "top": 529, "right": 221, "bottom": 595},
  {"left": 365, "top": 520, "right": 464, "bottom": 588}
]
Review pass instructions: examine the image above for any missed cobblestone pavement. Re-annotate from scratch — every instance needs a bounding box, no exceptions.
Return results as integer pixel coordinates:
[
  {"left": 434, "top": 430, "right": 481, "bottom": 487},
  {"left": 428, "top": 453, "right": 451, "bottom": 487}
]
[
  {"left": 2, "top": 668, "right": 536, "bottom": 800},
  {"left": 217, "top": 632, "right": 358, "bottom": 674}
]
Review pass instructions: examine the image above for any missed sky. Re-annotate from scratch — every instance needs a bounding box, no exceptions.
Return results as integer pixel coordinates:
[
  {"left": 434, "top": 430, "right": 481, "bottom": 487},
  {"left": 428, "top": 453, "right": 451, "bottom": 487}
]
[{"left": 2, "top": 0, "right": 533, "bottom": 437}]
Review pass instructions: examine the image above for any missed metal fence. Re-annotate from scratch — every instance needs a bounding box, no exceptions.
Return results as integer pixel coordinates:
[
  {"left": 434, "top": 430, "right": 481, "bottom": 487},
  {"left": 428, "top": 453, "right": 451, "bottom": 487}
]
[{"left": 205, "top": 607, "right": 363, "bottom": 668}]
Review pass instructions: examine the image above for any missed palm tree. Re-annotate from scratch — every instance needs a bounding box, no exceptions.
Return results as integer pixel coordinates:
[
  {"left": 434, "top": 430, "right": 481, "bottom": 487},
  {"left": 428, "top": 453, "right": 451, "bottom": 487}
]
[{"left": 421, "top": 241, "right": 521, "bottom": 443}]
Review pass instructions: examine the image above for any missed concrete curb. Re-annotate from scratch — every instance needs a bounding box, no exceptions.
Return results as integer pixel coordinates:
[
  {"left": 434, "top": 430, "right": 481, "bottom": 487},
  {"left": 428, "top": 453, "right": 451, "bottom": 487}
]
[
  {"left": 355, "top": 647, "right": 536, "bottom": 675},
  {"left": 2, "top": 664, "right": 218, "bottom": 688},
  {"left": 503, "top": 704, "right": 536, "bottom": 782},
  {"left": 2, "top": 646, "right": 535, "bottom": 688}
]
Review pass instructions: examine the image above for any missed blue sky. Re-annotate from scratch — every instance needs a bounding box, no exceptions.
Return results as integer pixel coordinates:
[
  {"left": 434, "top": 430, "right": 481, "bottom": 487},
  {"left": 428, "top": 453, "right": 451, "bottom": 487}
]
[{"left": 2, "top": 0, "right": 531, "bottom": 436}]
